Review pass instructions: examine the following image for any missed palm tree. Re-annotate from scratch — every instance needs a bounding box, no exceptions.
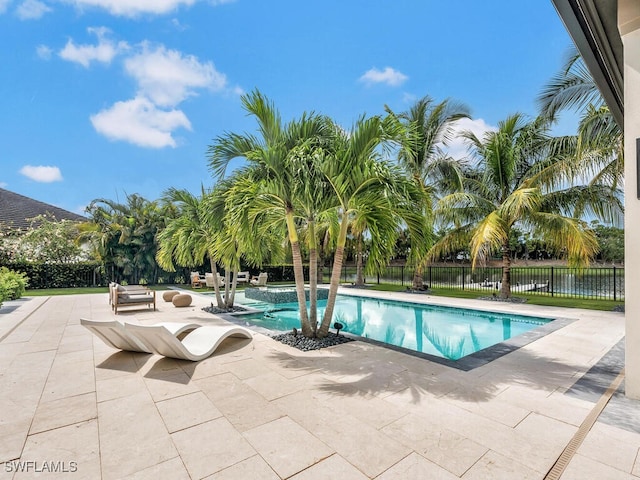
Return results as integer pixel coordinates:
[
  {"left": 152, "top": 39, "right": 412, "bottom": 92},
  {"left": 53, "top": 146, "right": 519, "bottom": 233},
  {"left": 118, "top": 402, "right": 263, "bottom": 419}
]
[
  {"left": 430, "top": 113, "right": 601, "bottom": 298},
  {"left": 156, "top": 187, "right": 226, "bottom": 307},
  {"left": 317, "top": 115, "right": 428, "bottom": 337},
  {"left": 208, "top": 90, "right": 331, "bottom": 336},
  {"left": 82, "top": 194, "right": 167, "bottom": 284},
  {"left": 385, "top": 96, "right": 470, "bottom": 289},
  {"left": 538, "top": 46, "right": 623, "bottom": 194}
]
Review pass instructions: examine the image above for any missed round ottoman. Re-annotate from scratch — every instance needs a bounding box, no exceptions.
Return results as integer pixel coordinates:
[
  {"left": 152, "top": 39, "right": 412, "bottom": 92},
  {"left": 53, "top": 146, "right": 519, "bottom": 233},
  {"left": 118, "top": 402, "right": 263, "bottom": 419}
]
[
  {"left": 162, "top": 291, "right": 180, "bottom": 302},
  {"left": 172, "top": 294, "right": 192, "bottom": 307}
]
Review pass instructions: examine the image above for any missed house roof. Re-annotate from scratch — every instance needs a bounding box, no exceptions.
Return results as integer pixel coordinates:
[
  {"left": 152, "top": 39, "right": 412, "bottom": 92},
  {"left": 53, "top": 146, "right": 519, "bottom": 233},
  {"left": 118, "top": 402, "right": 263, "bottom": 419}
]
[
  {"left": 0, "top": 187, "right": 86, "bottom": 231},
  {"left": 551, "top": 0, "right": 624, "bottom": 127}
]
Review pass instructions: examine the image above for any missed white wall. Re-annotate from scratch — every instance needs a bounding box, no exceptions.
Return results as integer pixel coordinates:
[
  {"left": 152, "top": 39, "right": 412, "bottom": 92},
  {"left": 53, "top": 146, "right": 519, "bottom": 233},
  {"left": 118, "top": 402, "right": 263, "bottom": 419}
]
[{"left": 622, "top": 1, "right": 640, "bottom": 398}]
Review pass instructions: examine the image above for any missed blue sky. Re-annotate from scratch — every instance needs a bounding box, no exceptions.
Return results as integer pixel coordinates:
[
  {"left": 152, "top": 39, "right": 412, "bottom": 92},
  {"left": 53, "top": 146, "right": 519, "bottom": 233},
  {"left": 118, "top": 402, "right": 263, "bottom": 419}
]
[{"left": 0, "top": 0, "right": 575, "bottom": 215}]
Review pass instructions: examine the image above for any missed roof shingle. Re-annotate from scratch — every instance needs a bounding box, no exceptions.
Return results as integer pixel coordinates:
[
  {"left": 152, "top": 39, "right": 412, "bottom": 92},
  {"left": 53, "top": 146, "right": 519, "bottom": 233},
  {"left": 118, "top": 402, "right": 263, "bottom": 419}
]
[{"left": 0, "top": 187, "right": 86, "bottom": 231}]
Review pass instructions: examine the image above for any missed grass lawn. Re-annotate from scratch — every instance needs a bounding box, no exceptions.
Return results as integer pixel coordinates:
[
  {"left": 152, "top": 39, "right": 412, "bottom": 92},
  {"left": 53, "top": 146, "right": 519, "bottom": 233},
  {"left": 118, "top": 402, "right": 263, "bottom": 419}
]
[
  {"left": 367, "top": 283, "right": 623, "bottom": 312},
  {"left": 25, "top": 282, "right": 623, "bottom": 312}
]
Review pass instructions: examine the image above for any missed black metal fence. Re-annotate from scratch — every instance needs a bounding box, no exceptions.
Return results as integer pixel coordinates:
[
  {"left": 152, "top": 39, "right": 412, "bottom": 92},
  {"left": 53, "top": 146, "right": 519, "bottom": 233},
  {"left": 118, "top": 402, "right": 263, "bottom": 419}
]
[{"left": 329, "top": 265, "right": 624, "bottom": 301}]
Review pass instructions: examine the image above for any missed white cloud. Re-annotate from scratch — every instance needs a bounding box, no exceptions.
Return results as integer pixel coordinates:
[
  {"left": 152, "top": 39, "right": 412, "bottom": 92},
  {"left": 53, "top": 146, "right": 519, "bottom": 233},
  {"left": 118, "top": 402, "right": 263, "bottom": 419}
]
[
  {"left": 359, "top": 67, "right": 408, "bottom": 87},
  {"left": 90, "top": 96, "right": 191, "bottom": 148},
  {"left": 16, "top": 0, "right": 51, "bottom": 19},
  {"left": 170, "top": 17, "right": 188, "bottom": 30},
  {"left": 0, "top": 182, "right": 7, "bottom": 188},
  {"left": 59, "top": 26, "right": 127, "bottom": 68},
  {"left": 62, "top": 0, "right": 196, "bottom": 17},
  {"left": 36, "top": 44, "right": 52, "bottom": 60},
  {"left": 402, "top": 92, "right": 417, "bottom": 104},
  {"left": 0, "top": 0, "right": 11, "bottom": 14},
  {"left": 443, "top": 118, "right": 498, "bottom": 160},
  {"left": 19, "top": 165, "right": 63, "bottom": 182},
  {"left": 124, "top": 44, "right": 226, "bottom": 107}
]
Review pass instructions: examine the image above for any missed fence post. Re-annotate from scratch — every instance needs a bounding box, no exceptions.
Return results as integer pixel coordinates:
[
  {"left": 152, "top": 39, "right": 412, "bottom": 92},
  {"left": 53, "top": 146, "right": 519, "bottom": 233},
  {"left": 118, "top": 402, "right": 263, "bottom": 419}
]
[
  {"left": 462, "top": 266, "right": 465, "bottom": 290},
  {"left": 377, "top": 272, "right": 380, "bottom": 284},
  {"left": 401, "top": 265, "right": 404, "bottom": 286},
  {"left": 550, "top": 266, "right": 554, "bottom": 297},
  {"left": 613, "top": 266, "right": 617, "bottom": 301},
  {"left": 429, "top": 266, "right": 432, "bottom": 288}
]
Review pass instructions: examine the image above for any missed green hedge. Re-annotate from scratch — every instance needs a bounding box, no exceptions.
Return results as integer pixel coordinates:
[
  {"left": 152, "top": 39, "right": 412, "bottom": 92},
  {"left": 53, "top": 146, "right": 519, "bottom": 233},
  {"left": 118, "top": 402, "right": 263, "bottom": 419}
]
[
  {"left": 0, "top": 267, "right": 29, "bottom": 305},
  {"left": 0, "top": 261, "right": 106, "bottom": 289}
]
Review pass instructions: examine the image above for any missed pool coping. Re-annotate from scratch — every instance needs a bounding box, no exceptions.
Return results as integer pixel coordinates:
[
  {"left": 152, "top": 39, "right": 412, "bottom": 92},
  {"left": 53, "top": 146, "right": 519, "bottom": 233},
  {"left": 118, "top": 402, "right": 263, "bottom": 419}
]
[
  {"left": 347, "top": 316, "right": 576, "bottom": 371},
  {"left": 207, "top": 289, "right": 576, "bottom": 371}
]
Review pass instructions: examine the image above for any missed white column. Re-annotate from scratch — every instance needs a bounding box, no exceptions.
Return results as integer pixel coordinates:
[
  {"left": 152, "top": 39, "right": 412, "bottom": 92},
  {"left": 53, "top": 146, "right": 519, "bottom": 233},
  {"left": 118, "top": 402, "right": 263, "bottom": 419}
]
[{"left": 621, "top": 0, "right": 640, "bottom": 398}]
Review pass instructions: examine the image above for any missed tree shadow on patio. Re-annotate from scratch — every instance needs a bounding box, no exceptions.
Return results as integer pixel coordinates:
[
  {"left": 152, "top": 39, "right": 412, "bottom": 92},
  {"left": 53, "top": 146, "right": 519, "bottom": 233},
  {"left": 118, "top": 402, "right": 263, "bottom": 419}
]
[{"left": 265, "top": 341, "right": 594, "bottom": 405}]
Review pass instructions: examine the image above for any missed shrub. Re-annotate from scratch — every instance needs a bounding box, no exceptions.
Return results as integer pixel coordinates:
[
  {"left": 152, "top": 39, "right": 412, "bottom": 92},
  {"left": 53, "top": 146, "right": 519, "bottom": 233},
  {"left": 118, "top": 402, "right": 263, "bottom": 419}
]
[{"left": 0, "top": 267, "right": 29, "bottom": 302}]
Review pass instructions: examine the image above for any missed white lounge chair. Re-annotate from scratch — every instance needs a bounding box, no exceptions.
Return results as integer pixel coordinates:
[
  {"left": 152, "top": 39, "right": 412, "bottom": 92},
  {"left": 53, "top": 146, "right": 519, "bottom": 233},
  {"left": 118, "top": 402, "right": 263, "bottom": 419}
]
[
  {"left": 124, "top": 323, "right": 252, "bottom": 361},
  {"left": 205, "top": 272, "right": 225, "bottom": 288},
  {"left": 250, "top": 272, "right": 268, "bottom": 286},
  {"left": 236, "top": 271, "right": 250, "bottom": 283},
  {"left": 80, "top": 318, "right": 200, "bottom": 353}
]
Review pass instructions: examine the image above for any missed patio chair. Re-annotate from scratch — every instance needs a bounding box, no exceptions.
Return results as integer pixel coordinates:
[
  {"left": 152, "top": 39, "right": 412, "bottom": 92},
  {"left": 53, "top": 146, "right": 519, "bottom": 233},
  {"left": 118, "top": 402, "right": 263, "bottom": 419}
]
[
  {"left": 80, "top": 318, "right": 200, "bottom": 353},
  {"left": 111, "top": 284, "right": 157, "bottom": 314},
  {"left": 190, "top": 272, "right": 203, "bottom": 288},
  {"left": 250, "top": 272, "right": 268, "bottom": 286},
  {"left": 205, "top": 272, "right": 225, "bottom": 288},
  {"left": 124, "top": 323, "right": 253, "bottom": 361},
  {"left": 236, "top": 271, "right": 250, "bottom": 283},
  {"left": 109, "top": 283, "right": 149, "bottom": 306}
]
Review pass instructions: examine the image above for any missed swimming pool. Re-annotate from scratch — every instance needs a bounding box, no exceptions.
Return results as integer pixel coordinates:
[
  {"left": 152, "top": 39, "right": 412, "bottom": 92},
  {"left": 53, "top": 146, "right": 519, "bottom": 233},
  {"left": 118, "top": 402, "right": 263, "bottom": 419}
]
[{"left": 231, "top": 292, "right": 552, "bottom": 360}]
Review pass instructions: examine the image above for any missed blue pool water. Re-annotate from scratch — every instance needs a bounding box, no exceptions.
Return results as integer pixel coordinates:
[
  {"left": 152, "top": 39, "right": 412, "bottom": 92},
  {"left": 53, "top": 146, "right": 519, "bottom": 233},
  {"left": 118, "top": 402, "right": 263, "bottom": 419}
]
[{"left": 231, "top": 292, "right": 551, "bottom": 360}]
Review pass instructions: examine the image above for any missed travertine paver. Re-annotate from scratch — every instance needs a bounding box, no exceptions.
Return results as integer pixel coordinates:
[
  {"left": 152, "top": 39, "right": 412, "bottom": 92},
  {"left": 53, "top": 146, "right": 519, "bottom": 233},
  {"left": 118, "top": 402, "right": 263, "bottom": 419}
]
[
  {"left": 460, "top": 450, "right": 541, "bottom": 479},
  {"left": 124, "top": 457, "right": 190, "bottom": 480},
  {"left": 30, "top": 392, "right": 97, "bottom": 435},
  {"left": 170, "top": 417, "right": 256, "bottom": 478},
  {"left": 381, "top": 414, "right": 488, "bottom": 477},
  {"left": 243, "top": 416, "right": 334, "bottom": 478},
  {"left": 204, "top": 454, "right": 280, "bottom": 480},
  {"left": 561, "top": 453, "right": 638, "bottom": 480},
  {"left": 14, "top": 419, "right": 101, "bottom": 480},
  {"left": 98, "top": 391, "right": 178, "bottom": 480},
  {"left": 576, "top": 422, "right": 640, "bottom": 474},
  {"left": 155, "top": 391, "right": 222, "bottom": 433},
  {"left": 0, "top": 290, "right": 638, "bottom": 480},
  {"left": 376, "top": 452, "right": 459, "bottom": 479},
  {"left": 289, "top": 454, "right": 368, "bottom": 480}
]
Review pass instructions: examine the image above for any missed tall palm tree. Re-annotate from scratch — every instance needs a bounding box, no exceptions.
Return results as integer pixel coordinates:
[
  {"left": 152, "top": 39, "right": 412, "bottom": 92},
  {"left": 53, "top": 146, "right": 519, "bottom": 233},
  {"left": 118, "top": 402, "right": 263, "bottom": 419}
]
[
  {"left": 82, "top": 194, "right": 167, "bottom": 284},
  {"left": 156, "top": 187, "right": 226, "bottom": 307},
  {"left": 208, "top": 90, "right": 331, "bottom": 336},
  {"left": 430, "top": 113, "right": 601, "bottom": 298},
  {"left": 317, "top": 115, "right": 428, "bottom": 337},
  {"left": 385, "top": 96, "right": 470, "bottom": 289},
  {"left": 538, "top": 46, "right": 623, "bottom": 195}
]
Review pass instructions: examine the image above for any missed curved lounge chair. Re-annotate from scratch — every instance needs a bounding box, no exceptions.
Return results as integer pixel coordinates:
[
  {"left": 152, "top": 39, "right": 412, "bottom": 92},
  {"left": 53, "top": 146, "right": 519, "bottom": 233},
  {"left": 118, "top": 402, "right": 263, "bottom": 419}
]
[
  {"left": 124, "top": 323, "right": 252, "bottom": 361},
  {"left": 80, "top": 318, "right": 200, "bottom": 353}
]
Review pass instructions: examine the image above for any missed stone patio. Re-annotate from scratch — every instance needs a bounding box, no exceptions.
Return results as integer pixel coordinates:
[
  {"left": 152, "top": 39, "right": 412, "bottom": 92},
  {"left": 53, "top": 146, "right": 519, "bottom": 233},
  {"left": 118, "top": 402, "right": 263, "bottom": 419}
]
[{"left": 0, "top": 288, "right": 637, "bottom": 479}]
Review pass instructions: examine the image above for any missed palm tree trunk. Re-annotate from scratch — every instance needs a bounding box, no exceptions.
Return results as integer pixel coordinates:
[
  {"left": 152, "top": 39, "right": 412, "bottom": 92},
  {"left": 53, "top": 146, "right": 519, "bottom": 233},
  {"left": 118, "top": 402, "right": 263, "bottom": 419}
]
[
  {"left": 224, "top": 268, "right": 231, "bottom": 304},
  {"left": 412, "top": 264, "right": 424, "bottom": 290},
  {"left": 227, "top": 268, "right": 238, "bottom": 308},
  {"left": 318, "top": 219, "right": 349, "bottom": 337},
  {"left": 355, "top": 233, "right": 364, "bottom": 286},
  {"left": 500, "top": 242, "right": 512, "bottom": 298},
  {"left": 308, "top": 220, "right": 318, "bottom": 335},
  {"left": 209, "top": 257, "right": 224, "bottom": 307},
  {"left": 317, "top": 230, "right": 329, "bottom": 284},
  {"left": 286, "top": 211, "right": 312, "bottom": 336}
]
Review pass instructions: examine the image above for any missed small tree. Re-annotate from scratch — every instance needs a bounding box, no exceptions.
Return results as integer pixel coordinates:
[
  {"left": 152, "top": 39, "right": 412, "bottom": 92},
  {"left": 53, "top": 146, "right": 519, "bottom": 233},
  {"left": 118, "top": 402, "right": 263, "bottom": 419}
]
[{"left": 14, "top": 214, "right": 86, "bottom": 263}]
